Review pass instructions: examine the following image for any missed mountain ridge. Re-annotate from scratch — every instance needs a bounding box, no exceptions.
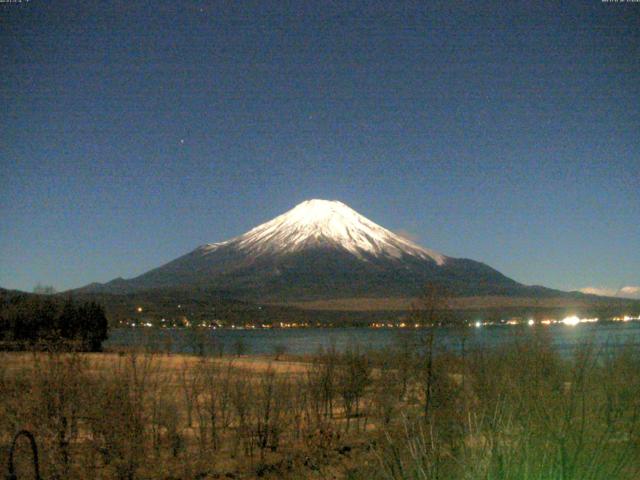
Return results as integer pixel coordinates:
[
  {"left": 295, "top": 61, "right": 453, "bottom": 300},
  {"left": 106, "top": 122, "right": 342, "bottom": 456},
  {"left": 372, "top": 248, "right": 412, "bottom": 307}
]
[{"left": 77, "top": 199, "right": 558, "bottom": 301}]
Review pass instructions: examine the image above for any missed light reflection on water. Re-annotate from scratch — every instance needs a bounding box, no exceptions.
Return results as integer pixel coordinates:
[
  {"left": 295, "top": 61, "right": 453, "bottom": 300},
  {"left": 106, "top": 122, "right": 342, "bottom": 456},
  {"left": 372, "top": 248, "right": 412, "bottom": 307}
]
[{"left": 106, "top": 322, "right": 640, "bottom": 357}]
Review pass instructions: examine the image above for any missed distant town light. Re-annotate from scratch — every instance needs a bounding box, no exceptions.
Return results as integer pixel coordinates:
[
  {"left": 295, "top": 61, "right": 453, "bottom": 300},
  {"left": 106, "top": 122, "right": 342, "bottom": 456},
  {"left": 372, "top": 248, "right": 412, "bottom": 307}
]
[
  {"left": 136, "top": 307, "right": 143, "bottom": 313},
  {"left": 528, "top": 319, "right": 535, "bottom": 326},
  {"left": 562, "top": 315, "right": 580, "bottom": 326},
  {"left": 474, "top": 321, "right": 482, "bottom": 328}
]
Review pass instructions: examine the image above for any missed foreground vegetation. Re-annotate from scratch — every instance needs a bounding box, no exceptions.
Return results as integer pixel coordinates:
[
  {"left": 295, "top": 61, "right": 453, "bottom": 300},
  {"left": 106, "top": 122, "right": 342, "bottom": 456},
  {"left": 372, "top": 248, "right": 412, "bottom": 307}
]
[{"left": 1, "top": 328, "right": 639, "bottom": 479}]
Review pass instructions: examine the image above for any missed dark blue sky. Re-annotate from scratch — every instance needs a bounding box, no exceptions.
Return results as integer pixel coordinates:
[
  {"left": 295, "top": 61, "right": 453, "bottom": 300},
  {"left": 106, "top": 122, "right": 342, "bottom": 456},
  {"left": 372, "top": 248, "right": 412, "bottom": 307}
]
[{"left": 1, "top": 0, "right": 639, "bottom": 295}]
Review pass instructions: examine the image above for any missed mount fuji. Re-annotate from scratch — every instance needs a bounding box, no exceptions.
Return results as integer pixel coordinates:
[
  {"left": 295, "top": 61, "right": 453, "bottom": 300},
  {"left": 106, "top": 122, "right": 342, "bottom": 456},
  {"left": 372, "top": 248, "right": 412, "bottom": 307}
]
[
  {"left": 81, "top": 199, "right": 555, "bottom": 301},
  {"left": 81, "top": 200, "right": 559, "bottom": 301}
]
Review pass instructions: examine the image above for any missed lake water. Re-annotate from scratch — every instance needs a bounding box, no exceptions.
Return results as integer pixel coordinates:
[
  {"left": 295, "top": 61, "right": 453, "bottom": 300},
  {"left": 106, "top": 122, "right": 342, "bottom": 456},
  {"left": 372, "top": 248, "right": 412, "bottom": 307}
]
[{"left": 105, "top": 322, "right": 640, "bottom": 357}]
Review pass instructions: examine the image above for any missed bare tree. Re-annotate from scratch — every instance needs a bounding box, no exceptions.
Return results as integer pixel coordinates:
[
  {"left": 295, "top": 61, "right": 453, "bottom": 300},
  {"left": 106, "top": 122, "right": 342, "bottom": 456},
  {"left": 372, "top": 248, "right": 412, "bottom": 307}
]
[{"left": 411, "top": 282, "right": 450, "bottom": 419}]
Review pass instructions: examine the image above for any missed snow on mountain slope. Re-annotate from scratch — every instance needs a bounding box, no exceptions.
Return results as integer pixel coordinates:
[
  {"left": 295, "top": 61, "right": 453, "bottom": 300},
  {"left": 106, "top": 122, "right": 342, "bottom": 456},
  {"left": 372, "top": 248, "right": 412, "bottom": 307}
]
[{"left": 201, "top": 199, "right": 447, "bottom": 264}]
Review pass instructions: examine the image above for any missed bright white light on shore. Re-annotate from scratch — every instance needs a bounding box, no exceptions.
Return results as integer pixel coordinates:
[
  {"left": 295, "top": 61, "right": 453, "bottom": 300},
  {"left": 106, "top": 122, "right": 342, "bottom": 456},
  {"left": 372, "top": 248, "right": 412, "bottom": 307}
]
[
  {"left": 136, "top": 307, "right": 143, "bottom": 313},
  {"left": 528, "top": 319, "right": 535, "bottom": 326},
  {"left": 474, "top": 321, "right": 482, "bottom": 328},
  {"left": 562, "top": 315, "right": 580, "bottom": 326}
]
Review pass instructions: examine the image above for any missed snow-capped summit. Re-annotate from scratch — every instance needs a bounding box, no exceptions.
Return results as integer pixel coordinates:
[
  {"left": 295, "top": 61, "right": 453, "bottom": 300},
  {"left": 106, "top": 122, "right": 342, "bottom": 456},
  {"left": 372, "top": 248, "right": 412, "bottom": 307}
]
[{"left": 202, "top": 199, "right": 447, "bottom": 265}]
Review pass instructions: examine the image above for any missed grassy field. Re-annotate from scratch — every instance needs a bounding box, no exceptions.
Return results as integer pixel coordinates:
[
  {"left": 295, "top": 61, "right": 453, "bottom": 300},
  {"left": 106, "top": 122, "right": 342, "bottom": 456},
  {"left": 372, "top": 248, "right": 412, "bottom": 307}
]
[
  {"left": 1, "top": 329, "right": 640, "bottom": 479},
  {"left": 281, "top": 295, "right": 640, "bottom": 311}
]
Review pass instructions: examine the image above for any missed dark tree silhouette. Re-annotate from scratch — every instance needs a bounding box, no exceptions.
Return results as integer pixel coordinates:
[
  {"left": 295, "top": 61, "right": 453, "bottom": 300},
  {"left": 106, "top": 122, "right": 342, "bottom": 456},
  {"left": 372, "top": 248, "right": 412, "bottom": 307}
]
[{"left": 0, "top": 294, "right": 109, "bottom": 351}]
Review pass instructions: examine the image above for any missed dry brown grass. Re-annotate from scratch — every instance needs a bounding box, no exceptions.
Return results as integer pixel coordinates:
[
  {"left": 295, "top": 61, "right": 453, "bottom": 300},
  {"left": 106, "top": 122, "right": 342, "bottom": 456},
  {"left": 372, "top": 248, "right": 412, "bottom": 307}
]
[
  {"left": 3, "top": 352, "right": 310, "bottom": 378},
  {"left": 278, "top": 295, "right": 628, "bottom": 311},
  {"left": 1, "top": 334, "right": 640, "bottom": 480}
]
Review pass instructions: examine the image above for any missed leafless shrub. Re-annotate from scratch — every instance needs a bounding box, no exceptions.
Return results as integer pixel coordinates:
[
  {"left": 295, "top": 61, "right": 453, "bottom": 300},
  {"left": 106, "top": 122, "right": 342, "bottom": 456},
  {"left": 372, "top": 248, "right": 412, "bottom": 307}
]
[
  {"left": 86, "top": 354, "right": 155, "bottom": 479},
  {"left": 2, "top": 328, "right": 639, "bottom": 480},
  {"left": 253, "top": 367, "right": 291, "bottom": 461},
  {"left": 336, "top": 343, "right": 371, "bottom": 432},
  {"left": 178, "top": 359, "right": 202, "bottom": 428},
  {"left": 306, "top": 346, "right": 338, "bottom": 423},
  {"left": 28, "top": 350, "right": 88, "bottom": 479},
  {"left": 273, "top": 344, "right": 287, "bottom": 361},
  {"left": 232, "top": 338, "right": 248, "bottom": 357}
]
